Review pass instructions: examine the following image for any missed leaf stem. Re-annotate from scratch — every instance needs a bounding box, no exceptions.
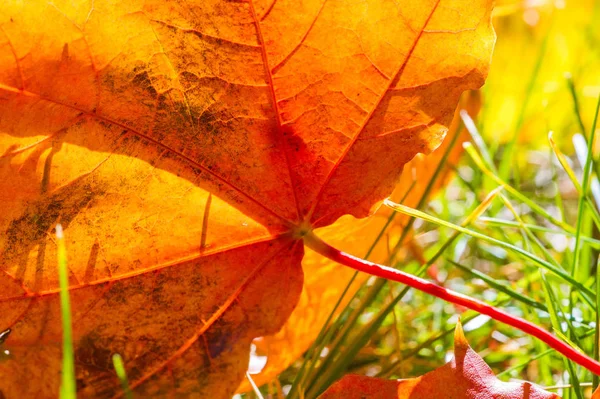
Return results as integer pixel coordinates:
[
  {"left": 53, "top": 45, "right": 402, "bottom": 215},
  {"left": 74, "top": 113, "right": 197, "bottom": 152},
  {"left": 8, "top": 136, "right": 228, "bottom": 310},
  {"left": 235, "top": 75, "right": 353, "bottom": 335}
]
[{"left": 304, "top": 232, "right": 600, "bottom": 376}]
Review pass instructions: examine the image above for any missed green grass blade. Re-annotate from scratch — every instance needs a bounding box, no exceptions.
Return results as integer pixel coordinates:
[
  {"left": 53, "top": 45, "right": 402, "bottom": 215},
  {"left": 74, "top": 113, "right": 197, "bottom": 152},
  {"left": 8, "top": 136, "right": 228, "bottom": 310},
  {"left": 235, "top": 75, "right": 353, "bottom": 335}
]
[
  {"left": 461, "top": 109, "right": 497, "bottom": 173},
  {"left": 383, "top": 201, "right": 595, "bottom": 301},
  {"left": 566, "top": 73, "right": 587, "bottom": 135},
  {"left": 548, "top": 132, "right": 582, "bottom": 193},
  {"left": 477, "top": 218, "right": 600, "bottom": 249},
  {"left": 573, "top": 133, "right": 600, "bottom": 209},
  {"left": 549, "top": 145, "right": 568, "bottom": 224},
  {"left": 465, "top": 143, "right": 576, "bottom": 233},
  {"left": 57, "top": 224, "right": 76, "bottom": 399},
  {"left": 569, "top": 110, "right": 599, "bottom": 278},
  {"left": 496, "top": 347, "right": 555, "bottom": 378},
  {"left": 448, "top": 259, "right": 546, "bottom": 312},
  {"left": 499, "top": 193, "right": 565, "bottom": 271},
  {"left": 540, "top": 270, "right": 583, "bottom": 399},
  {"left": 496, "top": 329, "right": 596, "bottom": 378},
  {"left": 112, "top": 354, "right": 132, "bottom": 399}
]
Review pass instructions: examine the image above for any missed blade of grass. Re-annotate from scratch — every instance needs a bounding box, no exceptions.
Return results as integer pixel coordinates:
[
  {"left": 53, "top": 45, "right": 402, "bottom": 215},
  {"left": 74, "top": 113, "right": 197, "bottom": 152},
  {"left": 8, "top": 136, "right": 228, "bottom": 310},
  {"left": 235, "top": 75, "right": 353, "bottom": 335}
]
[
  {"left": 495, "top": 191, "right": 594, "bottom": 339},
  {"left": 544, "top": 383, "right": 594, "bottom": 391},
  {"left": 460, "top": 108, "right": 507, "bottom": 215},
  {"left": 548, "top": 111, "right": 600, "bottom": 238},
  {"left": 573, "top": 133, "right": 600, "bottom": 210},
  {"left": 303, "top": 279, "right": 389, "bottom": 398},
  {"left": 57, "top": 224, "right": 76, "bottom": 399},
  {"left": 301, "top": 277, "right": 386, "bottom": 394},
  {"left": 448, "top": 259, "right": 546, "bottom": 312},
  {"left": 568, "top": 91, "right": 600, "bottom": 373},
  {"left": 465, "top": 142, "right": 576, "bottom": 233},
  {"left": 568, "top": 109, "right": 599, "bottom": 278},
  {"left": 541, "top": 270, "right": 583, "bottom": 399},
  {"left": 549, "top": 131, "right": 600, "bottom": 233},
  {"left": 549, "top": 144, "right": 568, "bottom": 224},
  {"left": 498, "top": 347, "right": 555, "bottom": 378},
  {"left": 499, "top": 192, "right": 568, "bottom": 276},
  {"left": 246, "top": 372, "right": 265, "bottom": 399},
  {"left": 452, "top": 259, "right": 595, "bottom": 329},
  {"left": 549, "top": 131, "right": 582, "bottom": 193},
  {"left": 477, "top": 218, "right": 600, "bottom": 249},
  {"left": 112, "top": 354, "right": 132, "bottom": 399},
  {"left": 461, "top": 109, "right": 496, "bottom": 173},
  {"left": 497, "top": 329, "right": 597, "bottom": 378},
  {"left": 383, "top": 201, "right": 595, "bottom": 301},
  {"left": 566, "top": 73, "right": 588, "bottom": 135}
]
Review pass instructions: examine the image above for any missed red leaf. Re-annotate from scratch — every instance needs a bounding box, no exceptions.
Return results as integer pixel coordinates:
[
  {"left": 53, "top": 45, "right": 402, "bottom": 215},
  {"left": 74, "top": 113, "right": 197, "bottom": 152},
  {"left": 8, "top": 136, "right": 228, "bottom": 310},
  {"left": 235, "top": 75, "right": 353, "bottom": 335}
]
[{"left": 319, "top": 321, "right": 561, "bottom": 399}]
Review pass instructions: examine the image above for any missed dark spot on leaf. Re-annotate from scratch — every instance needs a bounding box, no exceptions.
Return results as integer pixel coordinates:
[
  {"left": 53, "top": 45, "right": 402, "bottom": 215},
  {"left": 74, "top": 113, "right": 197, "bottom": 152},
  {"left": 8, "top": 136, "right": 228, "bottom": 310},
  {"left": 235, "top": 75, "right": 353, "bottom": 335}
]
[
  {"left": 132, "top": 69, "right": 157, "bottom": 97},
  {"left": 179, "top": 71, "right": 200, "bottom": 90},
  {"left": 1, "top": 178, "right": 104, "bottom": 279},
  {"left": 76, "top": 332, "right": 114, "bottom": 372},
  {"left": 198, "top": 110, "right": 219, "bottom": 136},
  {"left": 206, "top": 326, "right": 241, "bottom": 359}
]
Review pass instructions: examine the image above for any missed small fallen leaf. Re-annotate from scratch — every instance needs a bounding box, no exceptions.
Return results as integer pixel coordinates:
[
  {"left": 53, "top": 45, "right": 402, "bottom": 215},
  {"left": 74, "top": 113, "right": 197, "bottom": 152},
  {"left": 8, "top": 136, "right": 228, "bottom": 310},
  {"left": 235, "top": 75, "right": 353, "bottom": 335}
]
[{"left": 319, "top": 321, "right": 560, "bottom": 399}]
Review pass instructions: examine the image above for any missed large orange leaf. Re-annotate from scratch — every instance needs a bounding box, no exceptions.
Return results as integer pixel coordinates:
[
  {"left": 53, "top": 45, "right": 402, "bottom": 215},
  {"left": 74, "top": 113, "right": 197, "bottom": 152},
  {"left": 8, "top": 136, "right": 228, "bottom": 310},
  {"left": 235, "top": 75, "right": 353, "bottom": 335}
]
[
  {"left": 0, "top": 1, "right": 494, "bottom": 397},
  {"left": 318, "top": 322, "right": 560, "bottom": 399}
]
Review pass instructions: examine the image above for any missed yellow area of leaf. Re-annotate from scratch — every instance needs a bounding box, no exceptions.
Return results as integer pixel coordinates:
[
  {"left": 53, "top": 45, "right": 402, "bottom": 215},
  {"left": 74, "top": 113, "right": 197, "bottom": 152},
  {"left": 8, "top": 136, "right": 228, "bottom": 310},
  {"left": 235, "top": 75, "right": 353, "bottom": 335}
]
[
  {"left": 318, "top": 321, "right": 561, "bottom": 399},
  {"left": 0, "top": 0, "right": 494, "bottom": 397}
]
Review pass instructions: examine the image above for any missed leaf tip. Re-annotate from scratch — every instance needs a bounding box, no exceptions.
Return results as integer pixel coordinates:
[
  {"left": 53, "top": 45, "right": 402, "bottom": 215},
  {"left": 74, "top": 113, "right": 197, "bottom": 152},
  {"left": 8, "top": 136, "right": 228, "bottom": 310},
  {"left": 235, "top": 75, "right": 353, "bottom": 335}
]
[{"left": 453, "top": 318, "right": 469, "bottom": 351}]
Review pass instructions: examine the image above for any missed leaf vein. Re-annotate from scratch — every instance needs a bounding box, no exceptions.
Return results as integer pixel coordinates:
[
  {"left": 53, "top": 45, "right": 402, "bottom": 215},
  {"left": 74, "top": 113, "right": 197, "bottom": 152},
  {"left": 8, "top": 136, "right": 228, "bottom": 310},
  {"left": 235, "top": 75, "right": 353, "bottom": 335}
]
[{"left": 305, "top": 0, "right": 443, "bottom": 222}]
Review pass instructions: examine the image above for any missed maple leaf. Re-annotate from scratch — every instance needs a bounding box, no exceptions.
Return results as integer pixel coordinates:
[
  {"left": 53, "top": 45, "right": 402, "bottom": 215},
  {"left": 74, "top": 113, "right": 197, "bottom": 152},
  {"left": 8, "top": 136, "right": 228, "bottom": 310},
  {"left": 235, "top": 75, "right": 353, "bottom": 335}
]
[
  {"left": 318, "top": 321, "right": 561, "bottom": 399},
  {"left": 237, "top": 91, "right": 481, "bottom": 392},
  {"left": 0, "top": 0, "right": 494, "bottom": 397}
]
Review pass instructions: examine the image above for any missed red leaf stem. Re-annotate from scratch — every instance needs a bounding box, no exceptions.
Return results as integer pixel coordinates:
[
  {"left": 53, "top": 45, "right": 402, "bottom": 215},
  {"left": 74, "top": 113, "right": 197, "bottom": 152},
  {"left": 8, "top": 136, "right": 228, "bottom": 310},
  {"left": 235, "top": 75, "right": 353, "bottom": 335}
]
[{"left": 304, "top": 232, "right": 600, "bottom": 376}]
